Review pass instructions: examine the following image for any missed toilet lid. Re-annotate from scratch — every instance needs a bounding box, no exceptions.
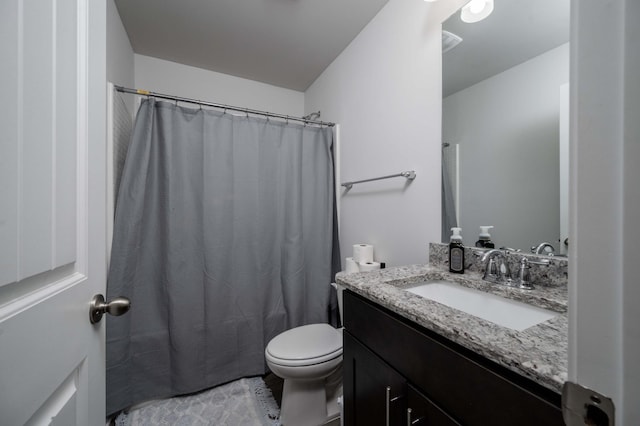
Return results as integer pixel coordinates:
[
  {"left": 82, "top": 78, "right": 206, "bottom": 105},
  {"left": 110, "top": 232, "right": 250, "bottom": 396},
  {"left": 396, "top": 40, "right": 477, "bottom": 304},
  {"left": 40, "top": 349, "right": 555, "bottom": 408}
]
[{"left": 266, "top": 323, "right": 342, "bottom": 362}]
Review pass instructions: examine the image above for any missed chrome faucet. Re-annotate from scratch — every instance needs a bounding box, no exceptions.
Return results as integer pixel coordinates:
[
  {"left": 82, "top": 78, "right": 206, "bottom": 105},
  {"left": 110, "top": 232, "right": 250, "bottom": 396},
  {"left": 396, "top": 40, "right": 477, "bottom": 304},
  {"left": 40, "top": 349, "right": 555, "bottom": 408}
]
[
  {"left": 481, "top": 249, "right": 511, "bottom": 285},
  {"left": 515, "top": 257, "right": 550, "bottom": 289},
  {"left": 531, "top": 242, "right": 555, "bottom": 256}
]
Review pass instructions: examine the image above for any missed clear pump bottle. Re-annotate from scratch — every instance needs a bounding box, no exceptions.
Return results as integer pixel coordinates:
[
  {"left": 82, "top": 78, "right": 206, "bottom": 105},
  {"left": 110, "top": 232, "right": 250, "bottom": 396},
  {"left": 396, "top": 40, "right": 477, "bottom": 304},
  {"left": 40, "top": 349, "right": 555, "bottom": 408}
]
[{"left": 475, "top": 226, "right": 495, "bottom": 248}]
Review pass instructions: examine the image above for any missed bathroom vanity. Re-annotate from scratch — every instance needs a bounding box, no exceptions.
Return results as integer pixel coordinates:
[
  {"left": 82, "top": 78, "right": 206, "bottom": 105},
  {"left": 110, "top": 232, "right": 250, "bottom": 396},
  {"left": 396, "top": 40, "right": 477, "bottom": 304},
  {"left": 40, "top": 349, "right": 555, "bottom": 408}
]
[{"left": 336, "top": 256, "right": 567, "bottom": 426}]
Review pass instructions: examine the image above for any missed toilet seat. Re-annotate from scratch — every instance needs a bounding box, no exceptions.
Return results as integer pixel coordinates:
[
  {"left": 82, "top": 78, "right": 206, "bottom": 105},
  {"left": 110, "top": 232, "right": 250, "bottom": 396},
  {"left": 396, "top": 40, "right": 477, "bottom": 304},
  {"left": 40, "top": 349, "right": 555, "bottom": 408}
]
[{"left": 266, "top": 323, "right": 343, "bottom": 367}]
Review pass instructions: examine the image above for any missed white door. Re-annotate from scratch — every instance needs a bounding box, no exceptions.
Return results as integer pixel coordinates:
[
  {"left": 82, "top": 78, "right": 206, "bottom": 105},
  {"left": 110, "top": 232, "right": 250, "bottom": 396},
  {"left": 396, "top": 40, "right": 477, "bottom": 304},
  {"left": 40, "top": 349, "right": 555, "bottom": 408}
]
[
  {"left": 0, "top": 1, "right": 108, "bottom": 425},
  {"left": 569, "top": 1, "right": 640, "bottom": 425}
]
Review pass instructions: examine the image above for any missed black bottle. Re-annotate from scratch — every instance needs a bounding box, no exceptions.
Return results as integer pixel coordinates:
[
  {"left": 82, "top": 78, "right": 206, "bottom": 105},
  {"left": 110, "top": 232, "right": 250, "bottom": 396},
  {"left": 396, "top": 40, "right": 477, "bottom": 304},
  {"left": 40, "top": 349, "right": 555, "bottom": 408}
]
[{"left": 449, "top": 227, "right": 465, "bottom": 274}]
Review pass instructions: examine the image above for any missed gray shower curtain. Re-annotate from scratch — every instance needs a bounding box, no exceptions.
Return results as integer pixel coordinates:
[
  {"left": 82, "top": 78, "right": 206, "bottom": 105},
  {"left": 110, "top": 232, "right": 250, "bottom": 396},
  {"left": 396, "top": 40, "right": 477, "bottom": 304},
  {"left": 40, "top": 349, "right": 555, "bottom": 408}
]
[{"left": 106, "top": 99, "right": 340, "bottom": 415}]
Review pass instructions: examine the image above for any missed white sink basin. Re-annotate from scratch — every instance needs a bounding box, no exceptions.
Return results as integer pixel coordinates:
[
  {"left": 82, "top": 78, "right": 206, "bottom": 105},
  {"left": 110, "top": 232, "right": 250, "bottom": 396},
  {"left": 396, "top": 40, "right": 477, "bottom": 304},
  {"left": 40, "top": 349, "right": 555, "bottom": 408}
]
[{"left": 405, "top": 280, "right": 558, "bottom": 331}]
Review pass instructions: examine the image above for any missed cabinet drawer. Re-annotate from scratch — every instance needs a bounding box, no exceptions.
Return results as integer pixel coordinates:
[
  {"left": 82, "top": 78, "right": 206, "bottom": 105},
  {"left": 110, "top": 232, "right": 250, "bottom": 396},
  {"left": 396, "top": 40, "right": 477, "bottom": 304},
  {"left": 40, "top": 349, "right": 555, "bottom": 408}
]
[{"left": 344, "top": 291, "right": 563, "bottom": 426}]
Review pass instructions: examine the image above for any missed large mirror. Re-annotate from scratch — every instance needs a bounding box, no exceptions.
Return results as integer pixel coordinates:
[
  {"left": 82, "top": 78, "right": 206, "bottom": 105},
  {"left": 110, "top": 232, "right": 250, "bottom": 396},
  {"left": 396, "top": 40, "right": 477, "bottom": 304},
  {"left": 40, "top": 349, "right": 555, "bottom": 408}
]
[{"left": 441, "top": 0, "right": 570, "bottom": 254}]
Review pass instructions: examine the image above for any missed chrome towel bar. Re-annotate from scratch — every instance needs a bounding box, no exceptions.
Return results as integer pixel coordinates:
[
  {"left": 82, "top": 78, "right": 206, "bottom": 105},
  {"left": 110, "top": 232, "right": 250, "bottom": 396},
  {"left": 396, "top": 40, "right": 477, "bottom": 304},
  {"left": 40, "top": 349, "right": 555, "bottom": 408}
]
[{"left": 341, "top": 170, "right": 416, "bottom": 190}]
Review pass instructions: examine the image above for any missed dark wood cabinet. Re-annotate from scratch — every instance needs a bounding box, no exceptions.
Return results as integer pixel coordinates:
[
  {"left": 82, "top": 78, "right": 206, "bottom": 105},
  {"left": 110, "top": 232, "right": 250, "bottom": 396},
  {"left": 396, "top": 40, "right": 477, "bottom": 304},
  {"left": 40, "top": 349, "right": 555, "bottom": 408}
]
[
  {"left": 343, "top": 332, "right": 406, "bottom": 426},
  {"left": 343, "top": 290, "right": 563, "bottom": 426}
]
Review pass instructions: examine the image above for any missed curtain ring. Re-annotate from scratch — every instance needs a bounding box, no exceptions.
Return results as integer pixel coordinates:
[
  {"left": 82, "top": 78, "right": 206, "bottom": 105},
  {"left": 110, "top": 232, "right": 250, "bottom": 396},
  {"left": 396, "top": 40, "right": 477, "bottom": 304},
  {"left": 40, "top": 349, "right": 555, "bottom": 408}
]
[
  {"left": 245, "top": 108, "right": 249, "bottom": 119},
  {"left": 285, "top": 115, "right": 289, "bottom": 124}
]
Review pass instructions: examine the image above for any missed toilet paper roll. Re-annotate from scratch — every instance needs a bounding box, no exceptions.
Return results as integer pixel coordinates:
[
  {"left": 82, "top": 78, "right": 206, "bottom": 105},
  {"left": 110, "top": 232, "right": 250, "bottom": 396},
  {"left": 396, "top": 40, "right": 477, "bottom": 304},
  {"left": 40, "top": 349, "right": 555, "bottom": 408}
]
[
  {"left": 353, "top": 244, "right": 374, "bottom": 263},
  {"left": 358, "top": 261, "right": 381, "bottom": 272},
  {"left": 345, "top": 257, "right": 360, "bottom": 273}
]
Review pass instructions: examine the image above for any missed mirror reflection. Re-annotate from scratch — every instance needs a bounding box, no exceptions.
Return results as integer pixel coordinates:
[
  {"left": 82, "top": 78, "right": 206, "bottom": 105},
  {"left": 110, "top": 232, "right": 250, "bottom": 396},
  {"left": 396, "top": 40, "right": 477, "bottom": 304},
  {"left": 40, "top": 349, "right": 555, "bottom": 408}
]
[{"left": 441, "top": 0, "right": 570, "bottom": 254}]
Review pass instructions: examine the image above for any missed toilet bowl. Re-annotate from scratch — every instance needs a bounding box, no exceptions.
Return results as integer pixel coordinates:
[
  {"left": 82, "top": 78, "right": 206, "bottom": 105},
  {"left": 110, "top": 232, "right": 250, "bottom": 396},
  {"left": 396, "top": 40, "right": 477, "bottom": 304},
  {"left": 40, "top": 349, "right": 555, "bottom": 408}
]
[{"left": 265, "top": 284, "right": 345, "bottom": 426}]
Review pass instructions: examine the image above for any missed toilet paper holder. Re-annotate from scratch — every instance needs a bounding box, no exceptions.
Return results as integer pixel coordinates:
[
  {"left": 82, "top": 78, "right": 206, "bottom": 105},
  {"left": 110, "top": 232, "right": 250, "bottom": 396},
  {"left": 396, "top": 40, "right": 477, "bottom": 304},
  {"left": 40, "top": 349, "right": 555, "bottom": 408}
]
[{"left": 341, "top": 170, "right": 416, "bottom": 190}]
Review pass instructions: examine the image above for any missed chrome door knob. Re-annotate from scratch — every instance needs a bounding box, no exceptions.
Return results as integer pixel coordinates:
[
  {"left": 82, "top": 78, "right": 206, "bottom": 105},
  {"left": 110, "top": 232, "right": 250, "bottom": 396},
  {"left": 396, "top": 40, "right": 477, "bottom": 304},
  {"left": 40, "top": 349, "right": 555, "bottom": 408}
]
[{"left": 89, "top": 294, "right": 131, "bottom": 324}]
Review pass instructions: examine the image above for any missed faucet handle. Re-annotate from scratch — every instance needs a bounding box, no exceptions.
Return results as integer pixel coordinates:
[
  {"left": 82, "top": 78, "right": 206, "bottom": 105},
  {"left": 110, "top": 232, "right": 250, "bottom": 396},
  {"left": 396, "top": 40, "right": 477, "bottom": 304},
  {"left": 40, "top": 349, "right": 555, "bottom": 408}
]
[
  {"left": 516, "top": 257, "right": 550, "bottom": 289},
  {"left": 517, "top": 258, "right": 534, "bottom": 289}
]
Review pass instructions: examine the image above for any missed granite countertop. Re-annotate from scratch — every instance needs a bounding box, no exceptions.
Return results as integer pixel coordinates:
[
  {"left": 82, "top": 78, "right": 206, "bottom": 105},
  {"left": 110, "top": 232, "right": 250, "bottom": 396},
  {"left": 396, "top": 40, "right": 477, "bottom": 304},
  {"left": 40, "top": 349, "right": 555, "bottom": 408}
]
[{"left": 336, "top": 264, "right": 568, "bottom": 393}]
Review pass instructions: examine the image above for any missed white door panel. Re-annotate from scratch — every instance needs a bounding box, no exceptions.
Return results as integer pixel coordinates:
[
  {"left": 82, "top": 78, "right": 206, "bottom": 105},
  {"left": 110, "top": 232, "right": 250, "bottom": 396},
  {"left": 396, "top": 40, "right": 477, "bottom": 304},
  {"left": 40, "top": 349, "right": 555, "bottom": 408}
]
[
  {"left": 2, "top": 275, "right": 89, "bottom": 426},
  {"left": 0, "top": 0, "right": 107, "bottom": 424},
  {"left": 0, "top": 0, "right": 79, "bottom": 284}
]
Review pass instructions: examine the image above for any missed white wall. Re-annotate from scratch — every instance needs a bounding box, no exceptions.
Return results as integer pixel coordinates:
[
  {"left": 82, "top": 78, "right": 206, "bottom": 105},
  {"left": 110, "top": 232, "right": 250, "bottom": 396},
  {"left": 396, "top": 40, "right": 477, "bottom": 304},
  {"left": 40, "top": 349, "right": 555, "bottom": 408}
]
[
  {"left": 443, "top": 43, "right": 569, "bottom": 250},
  {"left": 106, "top": 0, "right": 135, "bottom": 265},
  {"left": 305, "top": 0, "right": 466, "bottom": 267},
  {"left": 106, "top": 0, "right": 134, "bottom": 88},
  {"left": 134, "top": 55, "right": 304, "bottom": 117}
]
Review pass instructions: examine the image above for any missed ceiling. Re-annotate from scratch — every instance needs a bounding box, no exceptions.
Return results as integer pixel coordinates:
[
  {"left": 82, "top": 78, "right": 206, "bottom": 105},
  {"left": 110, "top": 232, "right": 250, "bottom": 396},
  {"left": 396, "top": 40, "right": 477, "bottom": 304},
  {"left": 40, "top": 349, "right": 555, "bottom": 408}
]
[
  {"left": 442, "top": 0, "right": 570, "bottom": 97},
  {"left": 115, "top": 0, "right": 389, "bottom": 92}
]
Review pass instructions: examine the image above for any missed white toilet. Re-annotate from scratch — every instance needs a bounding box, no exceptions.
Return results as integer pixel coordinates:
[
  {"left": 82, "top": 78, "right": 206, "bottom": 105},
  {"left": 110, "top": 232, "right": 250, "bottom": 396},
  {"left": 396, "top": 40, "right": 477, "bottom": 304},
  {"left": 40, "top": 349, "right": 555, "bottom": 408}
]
[{"left": 265, "top": 284, "right": 345, "bottom": 426}]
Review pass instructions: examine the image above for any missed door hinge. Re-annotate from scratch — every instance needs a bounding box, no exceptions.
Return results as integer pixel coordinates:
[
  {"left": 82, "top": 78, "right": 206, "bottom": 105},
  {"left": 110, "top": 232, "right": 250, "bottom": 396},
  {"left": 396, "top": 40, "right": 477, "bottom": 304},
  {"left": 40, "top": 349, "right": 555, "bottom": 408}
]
[{"left": 562, "top": 381, "right": 614, "bottom": 426}]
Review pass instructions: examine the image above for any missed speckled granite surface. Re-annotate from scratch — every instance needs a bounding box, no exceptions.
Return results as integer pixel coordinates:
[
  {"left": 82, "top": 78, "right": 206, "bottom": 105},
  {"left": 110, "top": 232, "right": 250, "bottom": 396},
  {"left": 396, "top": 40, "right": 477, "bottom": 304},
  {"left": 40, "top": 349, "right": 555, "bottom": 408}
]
[
  {"left": 429, "top": 242, "right": 568, "bottom": 287},
  {"left": 336, "top": 263, "right": 567, "bottom": 393}
]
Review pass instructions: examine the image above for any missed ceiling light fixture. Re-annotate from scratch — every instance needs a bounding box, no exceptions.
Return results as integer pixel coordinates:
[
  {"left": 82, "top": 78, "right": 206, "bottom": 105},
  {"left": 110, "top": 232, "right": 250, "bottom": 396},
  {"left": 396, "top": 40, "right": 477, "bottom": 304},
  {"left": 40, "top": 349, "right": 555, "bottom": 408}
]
[{"left": 460, "top": 0, "right": 494, "bottom": 23}]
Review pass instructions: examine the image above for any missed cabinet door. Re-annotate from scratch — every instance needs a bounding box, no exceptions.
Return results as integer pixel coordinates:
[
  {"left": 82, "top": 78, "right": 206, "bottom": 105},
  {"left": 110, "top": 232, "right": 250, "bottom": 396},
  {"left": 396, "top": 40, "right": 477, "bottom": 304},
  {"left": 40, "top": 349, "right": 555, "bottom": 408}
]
[
  {"left": 344, "top": 331, "right": 406, "bottom": 426},
  {"left": 407, "top": 384, "right": 461, "bottom": 426}
]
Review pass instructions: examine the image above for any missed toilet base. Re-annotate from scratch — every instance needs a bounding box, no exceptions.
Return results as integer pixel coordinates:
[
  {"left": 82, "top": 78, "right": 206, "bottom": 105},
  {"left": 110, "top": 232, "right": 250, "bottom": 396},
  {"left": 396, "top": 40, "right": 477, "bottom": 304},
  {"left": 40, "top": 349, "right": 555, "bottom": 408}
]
[
  {"left": 279, "top": 366, "right": 343, "bottom": 426},
  {"left": 279, "top": 379, "right": 324, "bottom": 426}
]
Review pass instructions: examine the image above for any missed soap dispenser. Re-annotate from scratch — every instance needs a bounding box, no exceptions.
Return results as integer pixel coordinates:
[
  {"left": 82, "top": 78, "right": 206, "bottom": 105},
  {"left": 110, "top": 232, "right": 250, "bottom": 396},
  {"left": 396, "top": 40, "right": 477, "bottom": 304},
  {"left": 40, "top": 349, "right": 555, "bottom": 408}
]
[
  {"left": 475, "top": 226, "right": 495, "bottom": 248},
  {"left": 449, "top": 227, "right": 465, "bottom": 274}
]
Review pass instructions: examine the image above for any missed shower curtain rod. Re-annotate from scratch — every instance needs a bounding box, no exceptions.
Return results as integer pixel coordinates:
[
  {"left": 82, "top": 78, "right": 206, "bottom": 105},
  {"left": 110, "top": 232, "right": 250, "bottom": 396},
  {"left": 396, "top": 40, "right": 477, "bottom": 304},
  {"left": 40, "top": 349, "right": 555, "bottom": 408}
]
[{"left": 114, "top": 85, "right": 335, "bottom": 127}]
